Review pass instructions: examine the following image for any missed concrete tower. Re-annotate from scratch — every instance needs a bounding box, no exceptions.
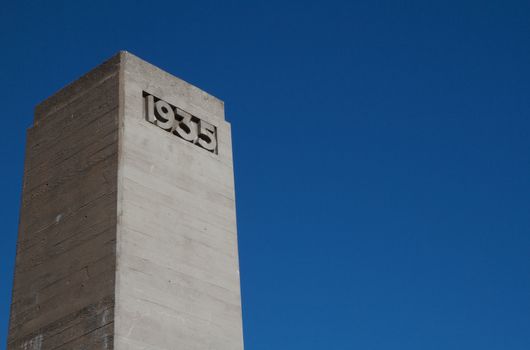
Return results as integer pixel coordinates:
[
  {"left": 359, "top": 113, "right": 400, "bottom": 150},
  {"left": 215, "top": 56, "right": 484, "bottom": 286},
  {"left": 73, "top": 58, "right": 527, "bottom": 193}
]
[{"left": 7, "top": 52, "right": 244, "bottom": 350}]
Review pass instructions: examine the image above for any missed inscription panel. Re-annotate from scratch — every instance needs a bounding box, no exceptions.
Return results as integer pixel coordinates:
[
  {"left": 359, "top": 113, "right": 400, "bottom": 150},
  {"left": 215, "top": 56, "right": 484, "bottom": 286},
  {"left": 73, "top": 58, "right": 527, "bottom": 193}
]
[{"left": 144, "top": 92, "right": 218, "bottom": 154}]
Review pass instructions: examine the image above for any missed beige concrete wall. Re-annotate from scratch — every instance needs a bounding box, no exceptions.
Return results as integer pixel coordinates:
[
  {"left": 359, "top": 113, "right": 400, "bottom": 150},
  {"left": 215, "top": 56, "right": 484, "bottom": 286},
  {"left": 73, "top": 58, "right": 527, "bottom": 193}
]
[
  {"left": 114, "top": 52, "right": 243, "bottom": 350},
  {"left": 8, "top": 51, "right": 244, "bottom": 350},
  {"left": 8, "top": 55, "right": 120, "bottom": 350}
]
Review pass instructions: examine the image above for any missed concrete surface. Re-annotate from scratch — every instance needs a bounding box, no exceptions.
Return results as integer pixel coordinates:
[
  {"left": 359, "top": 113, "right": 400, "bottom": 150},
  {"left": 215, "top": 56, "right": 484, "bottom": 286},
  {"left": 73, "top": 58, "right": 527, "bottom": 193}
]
[{"left": 7, "top": 52, "right": 244, "bottom": 350}]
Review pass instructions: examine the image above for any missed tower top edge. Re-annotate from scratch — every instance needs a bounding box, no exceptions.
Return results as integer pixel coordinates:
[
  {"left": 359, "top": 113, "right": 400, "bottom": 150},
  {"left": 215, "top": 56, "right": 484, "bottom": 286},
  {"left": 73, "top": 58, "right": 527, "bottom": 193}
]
[{"left": 34, "top": 51, "right": 225, "bottom": 125}]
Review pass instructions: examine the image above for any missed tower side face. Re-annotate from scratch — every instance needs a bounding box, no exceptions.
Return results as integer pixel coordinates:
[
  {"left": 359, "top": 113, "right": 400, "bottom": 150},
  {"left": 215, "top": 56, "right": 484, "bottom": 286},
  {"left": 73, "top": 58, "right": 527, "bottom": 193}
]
[
  {"left": 114, "top": 53, "right": 244, "bottom": 349},
  {"left": 8, "top": 56, "right": 120, "bottom": 349}
]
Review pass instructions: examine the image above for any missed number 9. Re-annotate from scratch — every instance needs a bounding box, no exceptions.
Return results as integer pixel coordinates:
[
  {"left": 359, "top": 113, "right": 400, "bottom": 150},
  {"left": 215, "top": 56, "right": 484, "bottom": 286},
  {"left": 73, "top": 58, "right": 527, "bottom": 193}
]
[{"left": 146, "top": 94, "right": 175, "bottom": 130}]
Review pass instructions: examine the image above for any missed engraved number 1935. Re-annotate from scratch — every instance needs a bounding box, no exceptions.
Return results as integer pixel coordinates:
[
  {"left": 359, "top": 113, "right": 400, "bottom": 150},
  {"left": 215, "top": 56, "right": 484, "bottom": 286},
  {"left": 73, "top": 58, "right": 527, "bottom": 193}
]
[{"left": 145, "top": 93, "right": 218, "bottom": 153}]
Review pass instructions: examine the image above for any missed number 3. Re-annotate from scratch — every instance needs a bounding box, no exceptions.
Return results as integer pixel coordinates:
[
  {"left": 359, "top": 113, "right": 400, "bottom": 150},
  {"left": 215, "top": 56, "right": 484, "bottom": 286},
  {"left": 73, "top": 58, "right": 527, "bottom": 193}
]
[{"left": 173, "top": 109, "right": 198, "bottom": 142}]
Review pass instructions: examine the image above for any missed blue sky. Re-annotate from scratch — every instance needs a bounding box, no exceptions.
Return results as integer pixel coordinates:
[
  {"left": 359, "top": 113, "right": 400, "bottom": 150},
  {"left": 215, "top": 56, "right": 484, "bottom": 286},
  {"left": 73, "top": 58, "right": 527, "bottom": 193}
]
[{"left": 1, "top": 0, "right": 529, "bottom": 349}]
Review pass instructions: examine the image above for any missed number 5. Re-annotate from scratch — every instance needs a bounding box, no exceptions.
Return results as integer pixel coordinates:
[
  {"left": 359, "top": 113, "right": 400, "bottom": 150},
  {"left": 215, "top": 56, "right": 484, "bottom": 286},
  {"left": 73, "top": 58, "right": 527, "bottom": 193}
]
[{"left": 197, "top": 120, "right": 217, "bottom": 152}]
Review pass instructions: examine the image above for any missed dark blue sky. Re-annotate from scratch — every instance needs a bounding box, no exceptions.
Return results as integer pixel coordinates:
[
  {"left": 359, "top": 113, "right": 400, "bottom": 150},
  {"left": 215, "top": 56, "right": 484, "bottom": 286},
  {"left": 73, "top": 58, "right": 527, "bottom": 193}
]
[{"left": 1, "top": 1, "right": 529, "bottom": 349}]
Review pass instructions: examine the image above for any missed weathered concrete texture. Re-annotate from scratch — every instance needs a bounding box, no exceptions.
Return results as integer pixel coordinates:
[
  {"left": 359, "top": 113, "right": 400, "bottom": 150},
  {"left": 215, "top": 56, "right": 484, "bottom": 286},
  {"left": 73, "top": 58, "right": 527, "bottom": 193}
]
[
  {"left": 8, "top": 51, "right": 244, "bottom": 350},
  {"left": 8, "top": 54, "right": 120, "bottom": 350},
  {"left": 114, "top": 53, "right": 243, "bottom": 350}
]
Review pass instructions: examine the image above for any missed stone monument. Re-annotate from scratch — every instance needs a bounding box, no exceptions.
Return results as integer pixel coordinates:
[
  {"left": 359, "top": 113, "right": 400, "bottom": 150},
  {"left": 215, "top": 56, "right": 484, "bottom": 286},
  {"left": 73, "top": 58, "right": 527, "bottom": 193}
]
[{"left": 7, "top": 51, "right": 244, "bottom": 349}]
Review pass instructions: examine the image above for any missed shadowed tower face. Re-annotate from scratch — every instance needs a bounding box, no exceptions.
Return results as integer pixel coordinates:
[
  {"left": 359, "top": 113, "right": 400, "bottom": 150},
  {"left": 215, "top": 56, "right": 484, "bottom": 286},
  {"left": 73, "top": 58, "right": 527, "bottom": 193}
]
[{"left": 7, "top": 52, "right": 244, "bottom": 350}]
